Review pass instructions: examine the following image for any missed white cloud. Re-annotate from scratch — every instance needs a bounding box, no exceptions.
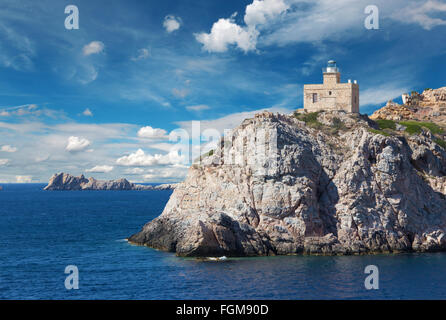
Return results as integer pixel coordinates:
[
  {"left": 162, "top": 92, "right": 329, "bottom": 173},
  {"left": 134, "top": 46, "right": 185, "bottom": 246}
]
[
  {"left": 82, "top": 108, "right": 93, "bottom": 117},
  {"left": 195, "top": 17, "right": 259, "bottom": 53},
  {"left": 0, "top": 104, "right": 65, "bottom": 119},
  {"left": 360, "top": 85, "right": 409, "bottom": 106},
  {"left": 131, "top": 48, "right": 150, "bottom": 61},
  {"left": 195, "top": 0, "right": 288, "bottom": 52},
  {"left": 82, "top": 41, "right": 105, "bottom": 56},
  {"left": 172, "top": 88, "right": 189, "bottom": 98},
  {"left": 137, "top": 126, "right": 168, "bottom": 139},
  {"left": 124, "top": 167, "right": 145, "bottom": 175},
  {"left": 116, "top": 149, "right": 184, "bottom": 167},
  {"left": 0, "top": 22, "right": 35, "bottom": 72},
  {"left": 176, "top": 106, "right": 292, "bottom": 134},
  {"left": 35, "top": 155, "right": 49, "bottom": 163},
  {"left": 1, "top": 145, "right": 17, "bottom": 153},
  {"left": 195, "top": 0, "right": 446, "bottom": 51},
  {"left": 0, "top": 159, "right": 10, "bottom": 166},
  {"left": 78, "top": 64, "right": 99, "bottom": 84},
  {"left": 263, "top": 0, "right": 365, "bottom": 46},
  {"left": 163, "top": 15, "right": 182, "bottom": 33},
  {"left": 142, "top": 166, "right": 188, "bottom": 182},
  {"left": 244, "top": 0, "right": 290, "bottom": 26},
  {"left": 86, "top": 165, "right": 114, "bottom": 173},
  {"left": 395, "top": 0, "right": 446, "bottom": 30},
  {"left": 186, "top": 104, "right": 211, "bottom": 112},
  {"left": 65, "top": 136, "right": 91, "bottom": 152},
  {"left": 16, "top": 175, "right": 32, "bottom": 183}
]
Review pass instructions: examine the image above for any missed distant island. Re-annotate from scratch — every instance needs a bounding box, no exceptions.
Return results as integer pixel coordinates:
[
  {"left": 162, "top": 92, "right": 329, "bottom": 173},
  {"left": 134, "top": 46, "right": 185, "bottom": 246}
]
[{"left": 44, "top": 173, "right": 177, "bottom": 191}]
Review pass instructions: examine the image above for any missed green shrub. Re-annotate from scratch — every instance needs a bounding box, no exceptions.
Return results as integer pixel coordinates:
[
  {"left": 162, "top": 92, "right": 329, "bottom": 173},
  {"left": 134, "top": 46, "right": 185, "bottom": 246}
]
[
  {"left": 294, "top": 111, "right": 323, "bottom": 128},
  {"left": 193, "top": 149, "right": 215, "bottom": 162},
  {"left": 368, "top": 129, "right": 390, "bottom": 137},
  {"left": 417, "top": 122, "right": 443, "bottom": 134},
  {"left": 331, "top": 117, "right": 345, "bottom": 130},
  {"left": 434, "top": 138, "right": 446, "bottom": 150},
  {"left": 376, "top": 119, "right": 396, "bottom": 130},
  {"left": 295, "top": 111, "right": 318, "bottom": 123},
  {"left": 399, "top": 121, "right": 443, "bottom": 135},
  {"left": 399, "top": 121, "right": 422, "bottom": 135}
]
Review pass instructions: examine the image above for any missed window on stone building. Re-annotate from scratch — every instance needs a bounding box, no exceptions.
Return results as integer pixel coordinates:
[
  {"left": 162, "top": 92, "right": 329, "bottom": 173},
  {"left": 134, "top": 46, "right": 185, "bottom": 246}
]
[{"left": 312, "top": 93, "right": 318, "bottom": 103}]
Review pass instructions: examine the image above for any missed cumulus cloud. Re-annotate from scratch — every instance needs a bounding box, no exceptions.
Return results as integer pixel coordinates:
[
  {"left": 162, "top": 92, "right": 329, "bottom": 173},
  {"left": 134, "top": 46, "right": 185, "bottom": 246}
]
[
  {"left": 195, "top": 17, "right": 259, "bottom": 53},
  {"left": 196, "top": 0, "right": 446, "bottom": 51},
  {"left": 82, "top": 41, "right": 105, "bottom": 56},
  {"left": 244, "top": 0, "right": 290, "bottom": 26},
  {"left": 65, "top": 136, "right": 91, "bottom": 152},
  {"left": 16, "top": 175, "right": 32, "bottom": 183},
  {"left": 82, "top": 108, "right": 93, "bottom": 117},
  {"left": 0, "top": 159, "right": 10, "bottom": 166},
  {"left": 195, "top": 0, "right": 288, "bottom": 52},
  {"left": 131, "top": 48, "right": 150, "bottom": 61},
  {"left": 186, "top": 104, "right": 210, "bottom": 112},
  {"left": 116, "top": 149, "right": 184, "bottom": 166},
  {"left": 163, "top": 15, "right": 182, "bottom": 33},
  {"left": 1, "top": 145, "right": 17, "bottom": 153},
  {"left": 85, "top": 165, "right": 114, "bottom": 173},
  {"left": 137, "top": 126, "right": 168, "bottom": 139}
]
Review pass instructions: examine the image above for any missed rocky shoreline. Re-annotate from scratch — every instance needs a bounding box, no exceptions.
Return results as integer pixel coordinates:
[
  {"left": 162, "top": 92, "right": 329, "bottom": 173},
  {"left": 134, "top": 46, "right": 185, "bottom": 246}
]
[
  {"left": 129, "top": 110, "right": 446, "bottom": 257},
  {"left": 44, "top": 173, "right": 176, "bottom": 191}
]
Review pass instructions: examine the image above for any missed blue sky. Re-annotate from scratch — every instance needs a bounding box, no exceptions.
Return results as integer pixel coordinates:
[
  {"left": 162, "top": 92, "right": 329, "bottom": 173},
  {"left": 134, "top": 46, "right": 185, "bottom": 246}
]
[{"left": 0, "top": 0, "right": 446, "bottom": 183}]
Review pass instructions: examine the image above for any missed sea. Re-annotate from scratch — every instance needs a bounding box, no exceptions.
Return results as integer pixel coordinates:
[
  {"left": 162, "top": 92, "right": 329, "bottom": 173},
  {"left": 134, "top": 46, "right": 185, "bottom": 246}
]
[{"left": 0, "top": 184, "right": 445, "bottom": 300}]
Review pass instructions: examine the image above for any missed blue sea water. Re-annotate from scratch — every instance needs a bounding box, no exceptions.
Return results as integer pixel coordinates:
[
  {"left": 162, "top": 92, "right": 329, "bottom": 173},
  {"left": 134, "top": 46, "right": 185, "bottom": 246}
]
[{"left": 0, "top": 184, "right": 445, "bottom": 300}]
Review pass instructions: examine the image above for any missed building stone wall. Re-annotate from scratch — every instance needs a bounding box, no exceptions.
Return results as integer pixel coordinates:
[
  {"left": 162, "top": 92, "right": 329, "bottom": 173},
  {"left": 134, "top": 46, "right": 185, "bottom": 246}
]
[{"left": 303, "top": 72, "right": 359, "bottom": 113}]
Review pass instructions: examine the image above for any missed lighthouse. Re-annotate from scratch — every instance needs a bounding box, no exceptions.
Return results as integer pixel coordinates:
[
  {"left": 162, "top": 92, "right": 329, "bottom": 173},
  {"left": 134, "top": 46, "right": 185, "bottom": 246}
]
[{"left": 303, "top": 60, "right": 359, "bottom": 113}]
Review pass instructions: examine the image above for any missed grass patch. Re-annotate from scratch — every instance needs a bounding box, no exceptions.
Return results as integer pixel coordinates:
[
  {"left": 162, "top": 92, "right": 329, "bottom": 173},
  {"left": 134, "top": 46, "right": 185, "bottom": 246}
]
[
  {"left": 193, "top": 149, "right": 215, "bottom": 162},
  {"left": 331, "top": 117, "right": 345, "bottom": 130},
  {"left": 368, "top": 129, "right": 390, "bottom": 137},
  {"left": 294, "top": 111, "right": 323, "bottom": 128},
  {"left": 434, "top": 138, "right": 446, "bottom": 150},
  {"left": 399, "top": 121, "right": 444, "bottom": 135},
  {"left": 376, "top": 119, "right": 396, "bottom": 130}
]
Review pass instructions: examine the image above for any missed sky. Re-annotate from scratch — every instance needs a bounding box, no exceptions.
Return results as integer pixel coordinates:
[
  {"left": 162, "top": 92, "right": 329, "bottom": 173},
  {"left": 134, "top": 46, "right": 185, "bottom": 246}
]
[{"left": 0, "top": 0, "right": 446, "bottom": 183}]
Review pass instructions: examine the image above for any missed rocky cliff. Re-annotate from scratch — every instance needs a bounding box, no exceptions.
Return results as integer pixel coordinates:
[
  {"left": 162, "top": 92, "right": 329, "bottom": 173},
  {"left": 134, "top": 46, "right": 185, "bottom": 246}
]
[
  {"left": 129, "top": 110, "right": 446, "bottom": 256},
  {"left": 371, "top": 87, "right": 446, "bottom": 124},
  {"left": 44, "top": 173, "right": 176, "bottom": 191}
]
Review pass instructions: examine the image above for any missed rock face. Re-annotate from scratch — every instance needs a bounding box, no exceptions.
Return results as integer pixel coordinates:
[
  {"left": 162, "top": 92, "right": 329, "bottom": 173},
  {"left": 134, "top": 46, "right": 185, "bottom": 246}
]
[
  {"left": 129, "top": 110, "right": 446, "bottom": 256},
  {"left": 371, "top": 87, "right": 446, "bottom": 124},
  {"left": 43, "top": 173, "right": 176, "bottom": 191}
]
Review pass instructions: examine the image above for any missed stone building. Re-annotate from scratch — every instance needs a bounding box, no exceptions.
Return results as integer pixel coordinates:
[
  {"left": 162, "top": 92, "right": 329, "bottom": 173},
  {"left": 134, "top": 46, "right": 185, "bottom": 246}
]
[{"left": 303, "top": 61, "right": 359, "bottom": 113}]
